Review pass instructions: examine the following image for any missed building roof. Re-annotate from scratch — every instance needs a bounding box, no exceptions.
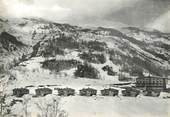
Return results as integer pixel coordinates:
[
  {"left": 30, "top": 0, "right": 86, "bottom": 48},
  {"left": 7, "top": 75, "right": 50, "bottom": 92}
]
[
  {"left": 101, "top": 88, "right": 119, "bottom": 91},
  {"left": 80, "top": 88, "right": 97, "bottom": 91},
  {"left": 137, "top": 76, "right": 168, "bottom": 79}
]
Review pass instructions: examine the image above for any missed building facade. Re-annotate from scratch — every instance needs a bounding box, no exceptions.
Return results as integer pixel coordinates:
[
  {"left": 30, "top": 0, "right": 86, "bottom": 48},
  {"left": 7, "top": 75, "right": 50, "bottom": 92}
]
[
  {"left": 121, "top": 87, "right": 140, "bottom": 97},
  {"left": 13, "top": 88, "right": 29, "bottom": 97},
  {"left": 136, "top": 76, "right": 167, "bottom": 91},
  {"left": 101, "top": 88, "right": 118, "bottom": 96},
  {"left": 79, "top": 88, "right": 97, "bottom": 96},
  {"left": 57, "top": 88, "right": 75, "bottom": 96},
  {"left": 35, "top": 88, "right": 52, "bottom": 96}
]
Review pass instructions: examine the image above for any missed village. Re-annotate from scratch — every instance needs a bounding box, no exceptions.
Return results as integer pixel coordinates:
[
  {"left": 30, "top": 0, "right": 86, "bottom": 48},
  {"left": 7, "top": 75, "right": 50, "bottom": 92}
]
[{"left": 11, "top": 75, "right": 170, "bottom": 99}]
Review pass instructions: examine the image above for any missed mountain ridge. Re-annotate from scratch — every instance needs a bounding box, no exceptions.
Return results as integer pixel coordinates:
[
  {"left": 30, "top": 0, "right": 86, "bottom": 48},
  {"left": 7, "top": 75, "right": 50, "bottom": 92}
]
[{"left": 0, "top": 17, "right": 169, "bottom": 79}]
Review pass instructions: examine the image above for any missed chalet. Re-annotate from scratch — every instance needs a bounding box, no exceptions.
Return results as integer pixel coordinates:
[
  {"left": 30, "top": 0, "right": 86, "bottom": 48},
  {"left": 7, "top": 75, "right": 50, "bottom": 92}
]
[
  {"left": 142, "top": 90, "right": 160, "bottom": 97},
  {"left": 57, "top": 88, "right": 75, "bottom": 96},
  {"left": 10, "top": 99, "right": 23, "bottom": 106},
  {"left": 165, "top": 88, "right": 170, "bottom": 93},
  {"left": 136, "top": 76, "right": 167, "bottom": 91},
  {"left": 35, "top": 88, "right": 52, "bottom": 96},
  {"left": 79, "top": 88, "right": 97, "bottom": 96},
  {"left": 101, "top": 88, "right": 118, "bottom": 96},
  {"left": 13, "top": 88, "right": 29, "bottom": 97},
  {"left": 122, "top": 87, "right": 140, "bottom": 97}
]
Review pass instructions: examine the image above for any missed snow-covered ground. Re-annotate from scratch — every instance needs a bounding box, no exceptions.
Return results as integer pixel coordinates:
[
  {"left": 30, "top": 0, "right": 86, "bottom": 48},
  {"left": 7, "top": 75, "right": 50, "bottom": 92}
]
[
  {"left": 4, "top": 58, "right": 169, "bottom": 117},
  {"left": 4, "top": 56, "right": 170, "bottom": 117},
  {"left": 61, "top": 96, "right": 170, "bottom": 117},
  {"left": 6, "top": 57, "right": 123, "bottom": 96},
  {"left": 7, "top": 94, "right": 170, "bottom": 117},
  {"left": 1, "top": 17, "right": 170, "bottom": 117}
]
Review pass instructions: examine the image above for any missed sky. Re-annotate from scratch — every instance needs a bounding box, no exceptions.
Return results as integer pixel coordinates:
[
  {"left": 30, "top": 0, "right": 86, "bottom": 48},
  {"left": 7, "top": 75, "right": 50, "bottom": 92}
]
[{"left": 1, "top": 0, "right": 170, "bottom": 32}]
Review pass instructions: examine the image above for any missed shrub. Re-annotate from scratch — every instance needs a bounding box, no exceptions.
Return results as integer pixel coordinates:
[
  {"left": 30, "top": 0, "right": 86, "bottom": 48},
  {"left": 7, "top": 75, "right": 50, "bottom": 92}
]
[
  {"left": 81, "top": 41, "right": 107, "bottom": 52},
  {"left": 132, "top": 56, "right": 162, "bottom": 76},
  {"left": 74, "top": 62, "right": 99, "bottom": 79},
  {"left": 79, "top": 52, "right": 106, "bottom": 64},
  {"left": 102, "top": 65, "right": 116, "bottom": 76},
  {"left": 54, "top": 36, "right": 80, "bottom": 49},
  {"left": 42, "top": 47, "right": 64, "bottom": 57},
  {"left": 42, "top": 59, "right": 80, "bottom": 72},
  {"left": 41, "top": 39, "right": 65, "bottom": 58},
  {"left": 38, "top": 35, "right": 80, "bottom": 58}
]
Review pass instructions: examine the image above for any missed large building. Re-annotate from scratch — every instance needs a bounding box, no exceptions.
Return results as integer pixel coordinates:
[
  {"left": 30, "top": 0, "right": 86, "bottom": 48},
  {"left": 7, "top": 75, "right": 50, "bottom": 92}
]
[{"left": 136, "top": 76, "right": 167, "bottom": 91}]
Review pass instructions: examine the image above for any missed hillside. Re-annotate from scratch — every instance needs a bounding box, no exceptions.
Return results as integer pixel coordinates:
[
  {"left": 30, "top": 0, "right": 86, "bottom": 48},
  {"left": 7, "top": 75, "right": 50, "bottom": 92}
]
[{"left": 0, "top": 17, "right": 169, "bottom": 80}]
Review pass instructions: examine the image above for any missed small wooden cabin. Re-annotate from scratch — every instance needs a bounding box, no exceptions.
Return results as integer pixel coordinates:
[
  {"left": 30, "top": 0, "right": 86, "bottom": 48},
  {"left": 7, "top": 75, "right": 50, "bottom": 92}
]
[
  {"left": 101, "top": 88, "right": 118, "bottom": 96},
  {"left": 10, "top": 99, "right": 23, "bottom": 106},
  {"left": 13, "top": 88, "right": 29, "bottom": 97},
  {"left": 142, "top": 90, "right": 160, "bottom": 97},
  {"left": 122, "top": 87, "right": 140, "bottom": 97},
  {"left": 165, "top": 88, "right": 170, "bottom": 93},
  {"left": 57, "top": 88, "right": 75, "bottom": 96},
  {"left": 35, "top": 88, "right": 52, "bottom": 96},
  {"left": 79, "top": 88, "right": 97, "bottom": 96}
]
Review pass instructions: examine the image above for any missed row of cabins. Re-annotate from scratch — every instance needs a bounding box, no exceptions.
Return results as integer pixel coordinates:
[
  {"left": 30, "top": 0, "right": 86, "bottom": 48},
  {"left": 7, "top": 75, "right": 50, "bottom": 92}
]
[
  {"left": 12, "top": 87, "right": 141, "bottom": 98},
  {"left": 12, "top": 76, "right": 169, "bottom": 98}
]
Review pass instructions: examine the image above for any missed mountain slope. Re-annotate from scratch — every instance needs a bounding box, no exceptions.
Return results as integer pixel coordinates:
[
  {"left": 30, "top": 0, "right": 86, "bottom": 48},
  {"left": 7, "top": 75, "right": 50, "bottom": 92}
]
[{"left": 0, "top": 17, "right": 169, "bottom": 80}]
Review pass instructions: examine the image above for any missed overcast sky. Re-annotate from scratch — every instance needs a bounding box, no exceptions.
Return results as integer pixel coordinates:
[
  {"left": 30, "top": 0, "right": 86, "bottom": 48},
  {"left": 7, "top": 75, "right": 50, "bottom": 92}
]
[{"left": 1, "top": 0, "right": 170, "bottom": 32}]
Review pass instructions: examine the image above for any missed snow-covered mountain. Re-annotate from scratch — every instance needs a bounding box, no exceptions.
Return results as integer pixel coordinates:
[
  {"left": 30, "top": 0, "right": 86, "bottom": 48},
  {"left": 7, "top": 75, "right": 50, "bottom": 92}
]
[
  {"left": 1, "top": 16, "right": 170, "bottom": 117},
  {"left": 0, "top": 17, "right": 170, "bottom": 80}
]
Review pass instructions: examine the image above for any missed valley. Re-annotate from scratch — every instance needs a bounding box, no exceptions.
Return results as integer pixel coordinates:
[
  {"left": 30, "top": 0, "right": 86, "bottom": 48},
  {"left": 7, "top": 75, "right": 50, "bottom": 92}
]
[{"left": 0, "top": 17, "right": 170, "bottom": 117}]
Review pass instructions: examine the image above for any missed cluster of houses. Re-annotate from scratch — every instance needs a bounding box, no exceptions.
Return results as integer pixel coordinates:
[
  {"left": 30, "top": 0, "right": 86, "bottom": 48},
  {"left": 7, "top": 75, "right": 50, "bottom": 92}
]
[{"left": 12, "top": 76, "right": 170, "bottom": 98}]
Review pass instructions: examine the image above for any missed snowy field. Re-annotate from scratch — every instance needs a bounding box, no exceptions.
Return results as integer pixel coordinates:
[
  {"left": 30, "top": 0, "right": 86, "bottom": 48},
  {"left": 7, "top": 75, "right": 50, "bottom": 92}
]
[
  {"left": 6, "top": 57, "right": 124, "bottom": 94},
  {"left": 4, "top": 57, "right": 170, "bottom": 117},
  {"left": 61, "top": 96, "right": 170, "bottom": 117},
  {"left": 8, "top": 95, "right": 170, "bottom": 117}
]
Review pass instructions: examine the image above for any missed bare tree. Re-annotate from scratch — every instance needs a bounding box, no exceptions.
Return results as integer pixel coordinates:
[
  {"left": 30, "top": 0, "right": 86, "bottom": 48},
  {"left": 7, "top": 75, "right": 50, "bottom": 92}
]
[
  {"left": 35, "top": 96, "right": 68, "bottom": 117},
  {"left": 22, "top": 95, "right": 32, "bottom": 117},
  {"left": 0, "top": 77, "right": 9, "bottom": 117}
]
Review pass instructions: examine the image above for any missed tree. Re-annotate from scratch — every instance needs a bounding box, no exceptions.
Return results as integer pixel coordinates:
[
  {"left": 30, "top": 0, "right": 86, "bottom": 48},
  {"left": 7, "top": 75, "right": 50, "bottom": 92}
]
[
  {"left": 74, "top": 62, "right": 99, "bottom": 79},
  {"left": 35, "top": 96, "right": 67, "bottom": 117},
  {"left": 22, "top": 95, "right": 32, "bottom": 117},
  {"left": 0, "top": 79, "right": 9, "bottom": 117}
]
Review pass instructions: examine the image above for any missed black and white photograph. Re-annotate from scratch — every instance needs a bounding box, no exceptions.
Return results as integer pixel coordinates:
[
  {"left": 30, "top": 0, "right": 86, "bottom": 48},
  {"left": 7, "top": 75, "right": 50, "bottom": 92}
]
[{"left": 0, "top": 0, "right": 170, "bottom": 117}]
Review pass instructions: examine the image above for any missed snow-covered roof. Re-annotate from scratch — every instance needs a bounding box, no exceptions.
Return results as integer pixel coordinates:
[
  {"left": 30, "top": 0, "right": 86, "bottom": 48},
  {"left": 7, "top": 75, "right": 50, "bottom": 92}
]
[{"left": 137, "top": 76, "right": 168, "bottom": 79}]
